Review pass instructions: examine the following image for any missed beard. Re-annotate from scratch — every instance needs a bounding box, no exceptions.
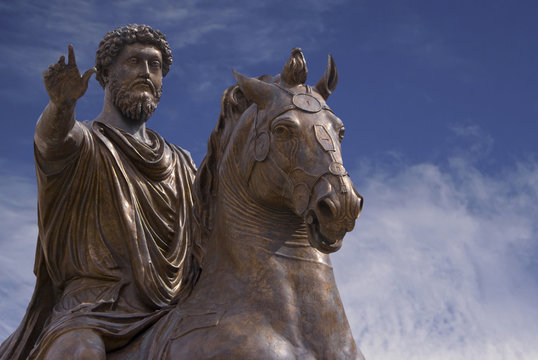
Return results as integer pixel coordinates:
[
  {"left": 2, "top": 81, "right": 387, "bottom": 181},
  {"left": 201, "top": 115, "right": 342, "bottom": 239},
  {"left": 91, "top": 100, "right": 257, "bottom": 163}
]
[{"left": 108, "top": 77, "right": 162, "bottom": 124}]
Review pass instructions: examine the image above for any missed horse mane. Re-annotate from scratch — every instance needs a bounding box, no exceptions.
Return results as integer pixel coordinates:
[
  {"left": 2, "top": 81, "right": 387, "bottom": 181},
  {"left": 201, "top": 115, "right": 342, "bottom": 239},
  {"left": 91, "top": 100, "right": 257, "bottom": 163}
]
[
  {"left": 192, "top": 73, "right": 291, "bottom": 265},
  {"left": 192, "top": 82, "right": 253, "bottom": 264},
  {"left": 165, "top": 85, "right": 253, "bottom": 299}
]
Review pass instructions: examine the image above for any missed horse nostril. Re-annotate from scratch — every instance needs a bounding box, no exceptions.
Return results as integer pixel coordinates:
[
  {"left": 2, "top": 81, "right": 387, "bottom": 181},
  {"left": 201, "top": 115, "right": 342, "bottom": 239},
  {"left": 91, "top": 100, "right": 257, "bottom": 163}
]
[
  {"left": 317, "top": 198, "right": 336, "bottom": 219},
  {"left": 352, "top": 186, "right": 364, "bottom": 216}
]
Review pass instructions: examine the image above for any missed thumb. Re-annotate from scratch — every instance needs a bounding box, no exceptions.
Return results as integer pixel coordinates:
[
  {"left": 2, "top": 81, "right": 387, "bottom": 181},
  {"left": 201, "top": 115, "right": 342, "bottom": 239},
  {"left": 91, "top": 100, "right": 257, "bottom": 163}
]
[{"left": 82, "top": 67, "right": 97, "bottom": 85}]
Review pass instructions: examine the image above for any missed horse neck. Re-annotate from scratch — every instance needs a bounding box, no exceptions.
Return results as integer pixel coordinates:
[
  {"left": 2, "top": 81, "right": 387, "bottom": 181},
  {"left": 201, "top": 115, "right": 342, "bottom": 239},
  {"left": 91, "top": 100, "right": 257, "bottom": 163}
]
[
  {"left": 193, "top": 158, "right": 354, "bottom": 350},
  {"left": 201, "top": 156, "right": 335, "bottom": 292}
]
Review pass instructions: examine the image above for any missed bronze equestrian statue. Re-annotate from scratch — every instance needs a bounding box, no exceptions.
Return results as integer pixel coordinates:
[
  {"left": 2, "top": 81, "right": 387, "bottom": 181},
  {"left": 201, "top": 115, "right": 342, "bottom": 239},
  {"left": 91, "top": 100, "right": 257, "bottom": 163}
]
[
  {"left": 0, "top": 21, "right": 364, "bottom": 358},
  {"left": 110, "top": 48, "right": 365, "bottom": 359}
]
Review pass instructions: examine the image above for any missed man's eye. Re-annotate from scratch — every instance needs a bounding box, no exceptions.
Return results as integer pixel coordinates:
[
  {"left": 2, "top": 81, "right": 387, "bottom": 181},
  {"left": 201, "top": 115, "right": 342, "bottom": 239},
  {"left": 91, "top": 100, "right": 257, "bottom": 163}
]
[
  {"left": 128, "top": 57, "right": 138, "bottom": 64},
  {"left": 151, "top": 60, "right": 161, "bottom": 68}
]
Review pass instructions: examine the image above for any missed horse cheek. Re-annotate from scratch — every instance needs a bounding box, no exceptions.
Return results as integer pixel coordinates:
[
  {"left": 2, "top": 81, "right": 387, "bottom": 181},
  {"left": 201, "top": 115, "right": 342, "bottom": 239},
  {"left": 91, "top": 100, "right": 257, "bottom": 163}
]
[{"left": 254, "top": 132, "right": 270, "bottom": 162}]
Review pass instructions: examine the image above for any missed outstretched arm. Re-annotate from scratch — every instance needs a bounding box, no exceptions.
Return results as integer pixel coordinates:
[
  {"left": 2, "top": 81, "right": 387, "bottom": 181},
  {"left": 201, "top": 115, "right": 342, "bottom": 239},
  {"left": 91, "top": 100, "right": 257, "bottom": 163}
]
[{"left": 35, "top": 45, "right": 96, "bottom": 157}]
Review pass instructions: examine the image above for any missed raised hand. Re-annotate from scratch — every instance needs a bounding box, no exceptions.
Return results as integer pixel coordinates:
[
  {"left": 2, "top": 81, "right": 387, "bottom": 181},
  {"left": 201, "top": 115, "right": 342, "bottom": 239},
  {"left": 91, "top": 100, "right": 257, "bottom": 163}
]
[{"left": 43, "top": 45, "right": 96, "bottom": 107}]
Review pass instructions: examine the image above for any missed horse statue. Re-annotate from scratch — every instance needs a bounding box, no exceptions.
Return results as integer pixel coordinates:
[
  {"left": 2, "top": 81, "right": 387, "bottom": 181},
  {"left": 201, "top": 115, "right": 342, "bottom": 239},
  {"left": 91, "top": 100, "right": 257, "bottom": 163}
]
[{"left": 111, "top": 48, "right": 364, "bottom": 359}]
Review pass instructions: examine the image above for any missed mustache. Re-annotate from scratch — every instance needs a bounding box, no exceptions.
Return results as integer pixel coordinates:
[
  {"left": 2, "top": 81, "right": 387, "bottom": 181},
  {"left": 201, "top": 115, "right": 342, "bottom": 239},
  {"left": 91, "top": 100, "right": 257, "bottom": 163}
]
[{"left": 129, "top": 78, "right": 157, "bottom": 96}]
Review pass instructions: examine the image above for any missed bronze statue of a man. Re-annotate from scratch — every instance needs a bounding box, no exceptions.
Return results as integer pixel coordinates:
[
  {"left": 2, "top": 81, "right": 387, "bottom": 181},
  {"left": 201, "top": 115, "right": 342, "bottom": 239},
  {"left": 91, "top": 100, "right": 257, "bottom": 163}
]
[{"left": 0, "top": 24, "right": 200, "bottom": 360}]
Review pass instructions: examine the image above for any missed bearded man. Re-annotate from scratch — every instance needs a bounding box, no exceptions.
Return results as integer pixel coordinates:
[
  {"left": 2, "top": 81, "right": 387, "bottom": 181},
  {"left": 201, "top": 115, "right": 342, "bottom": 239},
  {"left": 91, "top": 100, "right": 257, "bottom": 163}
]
[{"left": 0, "top": 24, "right": 200, "bottom": 359}]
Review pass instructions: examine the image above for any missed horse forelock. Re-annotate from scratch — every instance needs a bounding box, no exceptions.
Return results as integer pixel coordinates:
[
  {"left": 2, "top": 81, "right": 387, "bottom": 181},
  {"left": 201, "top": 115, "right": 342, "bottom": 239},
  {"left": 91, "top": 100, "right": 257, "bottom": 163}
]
[{"left": 281, "top": 48, "right": 308, "bottom": 87}]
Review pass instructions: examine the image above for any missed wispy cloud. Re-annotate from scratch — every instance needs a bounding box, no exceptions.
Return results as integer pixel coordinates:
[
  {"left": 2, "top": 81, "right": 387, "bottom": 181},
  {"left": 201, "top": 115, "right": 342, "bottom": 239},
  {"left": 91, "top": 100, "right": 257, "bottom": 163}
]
[
  {"left": 1, "top": 0, "right": 350, "bottom": 102},
  {"left": 0, "top": 175, "right": 37, "bottom": 339},
  {"left": 355, "top": 4, "right": 465, "bottom": 71},
  {"left": 334, "top": 154, "right": 538, "bottom": 359},
  {"left": 389, "top": 18, "right": 463, "bottom": 68},
  {"left": 153, "top": 0, "right": 346, "bottom": 99},
  {"left": 449, "top": 124, "right": 494, "bottom": 159}
]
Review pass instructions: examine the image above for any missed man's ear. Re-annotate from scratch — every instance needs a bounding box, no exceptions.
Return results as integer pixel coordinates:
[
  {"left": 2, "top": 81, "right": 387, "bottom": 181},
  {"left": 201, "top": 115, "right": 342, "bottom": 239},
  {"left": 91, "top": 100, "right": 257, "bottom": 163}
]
[{"left": 101, "top": 69, "right": 108, "bottom": 83}]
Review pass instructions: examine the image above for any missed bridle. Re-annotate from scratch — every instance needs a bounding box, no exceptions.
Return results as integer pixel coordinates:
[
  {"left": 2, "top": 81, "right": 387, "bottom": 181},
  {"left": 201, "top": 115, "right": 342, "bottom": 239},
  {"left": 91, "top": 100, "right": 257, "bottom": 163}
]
[{"left": 250, "top": 84, "right": 352, "bottom": 217}]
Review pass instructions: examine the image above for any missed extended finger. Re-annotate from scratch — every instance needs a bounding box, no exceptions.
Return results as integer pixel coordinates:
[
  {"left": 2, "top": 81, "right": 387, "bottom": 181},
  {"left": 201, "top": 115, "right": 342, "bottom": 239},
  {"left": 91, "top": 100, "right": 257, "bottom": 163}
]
[
  {"left": 82, "top": 67, "right": 97, "bottom": 85},
  {"left": 68, "top": 45, "right": 76, "bottom": 66}
]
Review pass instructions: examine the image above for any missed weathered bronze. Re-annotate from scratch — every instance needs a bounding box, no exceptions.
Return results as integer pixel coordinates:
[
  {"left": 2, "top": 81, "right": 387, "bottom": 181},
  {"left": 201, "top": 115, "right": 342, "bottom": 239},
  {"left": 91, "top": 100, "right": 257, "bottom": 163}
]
[
  {"left": 110, "top": 48, "right": 365, "bottom": 359},
  {"left": 1, "top": 25, "right": 364, "bottom": 358},
  {"left": 0, "top": 25, "right": 200, "bottom": 359}
]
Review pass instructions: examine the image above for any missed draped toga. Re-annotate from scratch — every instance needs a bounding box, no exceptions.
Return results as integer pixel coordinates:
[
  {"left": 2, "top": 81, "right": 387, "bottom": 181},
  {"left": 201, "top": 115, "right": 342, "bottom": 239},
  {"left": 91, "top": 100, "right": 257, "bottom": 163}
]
[{"left": 0, "top": 121, "right": 199, "bottom": 359}]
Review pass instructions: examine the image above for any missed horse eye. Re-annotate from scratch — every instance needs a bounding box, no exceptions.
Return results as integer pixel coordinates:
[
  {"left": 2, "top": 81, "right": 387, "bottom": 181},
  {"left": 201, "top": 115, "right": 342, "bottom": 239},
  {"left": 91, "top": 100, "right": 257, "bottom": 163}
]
[
  {"left": 273, "top": 125, "right": 289, "bottom": 138},
  {"left": 338, "top": 127, "right": 345, "bottom": 142}
]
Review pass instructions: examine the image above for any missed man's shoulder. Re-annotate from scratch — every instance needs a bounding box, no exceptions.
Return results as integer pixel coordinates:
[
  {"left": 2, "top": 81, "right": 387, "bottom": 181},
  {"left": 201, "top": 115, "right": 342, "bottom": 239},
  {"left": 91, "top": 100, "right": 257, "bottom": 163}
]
[
  {"left": 145, "top": 128, "right": 197, "bottom": 172},
  {"left": 169, "top": 143, "right": 197, "bottom": 172}
]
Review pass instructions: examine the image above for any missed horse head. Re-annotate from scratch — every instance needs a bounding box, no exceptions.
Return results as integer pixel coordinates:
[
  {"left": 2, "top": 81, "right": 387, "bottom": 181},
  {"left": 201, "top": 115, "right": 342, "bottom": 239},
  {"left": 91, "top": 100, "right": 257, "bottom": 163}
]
[{"left": 195, "top": 49, "right": 362, "bottom": 255}]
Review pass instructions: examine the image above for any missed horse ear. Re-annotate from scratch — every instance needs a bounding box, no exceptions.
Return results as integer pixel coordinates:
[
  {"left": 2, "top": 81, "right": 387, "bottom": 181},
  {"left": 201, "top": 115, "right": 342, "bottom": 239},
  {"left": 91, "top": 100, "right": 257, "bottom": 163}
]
[
  {"left": 233, "top": 70, "right": 274, "bottom": 109},
  {"left": 314, "top": 54, "right": 338, "bottom": 100}
]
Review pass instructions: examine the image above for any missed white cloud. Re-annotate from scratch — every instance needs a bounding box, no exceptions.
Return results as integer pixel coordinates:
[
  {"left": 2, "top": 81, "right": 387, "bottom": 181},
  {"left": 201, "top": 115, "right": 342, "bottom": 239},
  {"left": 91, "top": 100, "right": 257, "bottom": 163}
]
[{"left": 333, "top": 156, "right": 538, "bottom": 359}]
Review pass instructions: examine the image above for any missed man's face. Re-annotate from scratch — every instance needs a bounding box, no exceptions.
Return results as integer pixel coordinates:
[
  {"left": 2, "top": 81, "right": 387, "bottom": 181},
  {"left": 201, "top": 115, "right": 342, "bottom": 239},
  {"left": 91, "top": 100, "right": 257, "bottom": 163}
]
[{"left": 106, "top": 43, "right": 164, "bottom": 123}]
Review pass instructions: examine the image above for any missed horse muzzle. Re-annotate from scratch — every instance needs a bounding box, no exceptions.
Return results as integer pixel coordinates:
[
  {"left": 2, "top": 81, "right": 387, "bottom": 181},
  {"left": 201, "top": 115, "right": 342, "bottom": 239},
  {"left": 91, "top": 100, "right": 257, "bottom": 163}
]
[{"left": 299, "top": 175, "right": 363, "bottom": 254}]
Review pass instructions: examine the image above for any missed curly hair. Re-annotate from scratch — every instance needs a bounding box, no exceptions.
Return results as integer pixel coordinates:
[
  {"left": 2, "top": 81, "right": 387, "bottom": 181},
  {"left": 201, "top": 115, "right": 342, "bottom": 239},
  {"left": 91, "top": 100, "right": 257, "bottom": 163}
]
[{"left": 95, "top": 24, "right": 173, "bottom": 88}]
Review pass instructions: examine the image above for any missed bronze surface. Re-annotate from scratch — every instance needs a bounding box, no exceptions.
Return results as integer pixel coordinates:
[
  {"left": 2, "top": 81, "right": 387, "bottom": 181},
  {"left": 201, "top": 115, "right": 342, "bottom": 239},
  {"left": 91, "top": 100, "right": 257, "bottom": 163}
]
[
  {"left": 0, "top": 25, "right": 364, "bottom": 358},
  {"left": 111, "top": 48, "right": 365, "bottom": 360}
]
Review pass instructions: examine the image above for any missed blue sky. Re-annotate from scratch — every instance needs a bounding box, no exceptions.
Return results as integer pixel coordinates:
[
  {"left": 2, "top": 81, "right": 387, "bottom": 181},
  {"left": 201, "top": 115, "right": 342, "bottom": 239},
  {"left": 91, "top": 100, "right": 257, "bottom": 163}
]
[{"left": 1, "top": 0, "right": 537, "bottom": 358}]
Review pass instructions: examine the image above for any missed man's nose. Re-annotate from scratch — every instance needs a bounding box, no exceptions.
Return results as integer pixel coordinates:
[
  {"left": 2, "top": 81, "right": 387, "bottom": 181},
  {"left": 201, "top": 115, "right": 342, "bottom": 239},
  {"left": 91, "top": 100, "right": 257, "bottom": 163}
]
[{"left": 139, "top": 61, "right": 150, "bottom": 78}]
